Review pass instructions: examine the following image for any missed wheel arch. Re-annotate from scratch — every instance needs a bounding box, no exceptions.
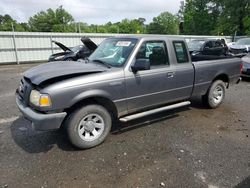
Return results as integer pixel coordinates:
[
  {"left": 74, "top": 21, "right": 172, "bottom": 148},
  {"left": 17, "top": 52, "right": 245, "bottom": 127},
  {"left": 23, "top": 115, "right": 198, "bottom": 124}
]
[
  {"left": 212, "top": 73, "right": 229, "bottom": 88},
  {"left": 65, "top": 95, "right": 118, "bottom": 120}
]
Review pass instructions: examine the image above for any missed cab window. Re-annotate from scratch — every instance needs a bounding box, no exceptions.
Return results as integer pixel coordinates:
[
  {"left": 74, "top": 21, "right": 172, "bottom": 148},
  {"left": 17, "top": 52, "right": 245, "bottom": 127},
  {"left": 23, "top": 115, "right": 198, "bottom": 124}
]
[
  {"left": 173, "top": 41, "right": 189, "bottom": 63},
  {"left": 136, "top": 41, "right": 169, "bottom": 66}
]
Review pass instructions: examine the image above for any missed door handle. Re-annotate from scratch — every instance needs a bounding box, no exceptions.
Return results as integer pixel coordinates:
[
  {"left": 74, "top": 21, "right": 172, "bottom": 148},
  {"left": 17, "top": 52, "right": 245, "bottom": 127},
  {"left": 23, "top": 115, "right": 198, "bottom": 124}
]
[{"left": 167, "top": 72, "right": 174, "bottom": 78}]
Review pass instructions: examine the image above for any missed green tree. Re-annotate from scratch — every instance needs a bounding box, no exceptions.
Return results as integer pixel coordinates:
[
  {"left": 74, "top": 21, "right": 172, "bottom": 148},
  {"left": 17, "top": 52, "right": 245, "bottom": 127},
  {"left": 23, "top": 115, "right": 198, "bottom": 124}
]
[
  {"left": 104, "top": 22, "right": 119, "bottom": 33},
  {"left": 0, "top": 14, "right": 27, "bottom": 31},
  {"left": 116, "top": 19, "right": 143, "bottom": 34},
  {"left": 243, "top": 16, "right": 250, "bottom": 35},
  {"left": 182, "top": 0, "right": 219, "bottom": 35},
  {"left": 28, "top": 6, "right": 74, "bottom": 32},
  {"left": 181, "top": 0, "right": 250, "bottom": 35},
  {"left": 215, "top": 0, "right": 250, "bottom": 35},
  {"left": 147, "top": 12, "right": 179, "bottom": 34}
]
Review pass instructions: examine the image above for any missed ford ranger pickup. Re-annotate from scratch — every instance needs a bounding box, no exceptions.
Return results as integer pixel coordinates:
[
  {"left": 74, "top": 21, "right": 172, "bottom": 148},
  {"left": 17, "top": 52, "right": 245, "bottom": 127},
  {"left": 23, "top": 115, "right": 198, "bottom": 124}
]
[{"left": 16, "top": 36, "right": 242, "bottom": 149}]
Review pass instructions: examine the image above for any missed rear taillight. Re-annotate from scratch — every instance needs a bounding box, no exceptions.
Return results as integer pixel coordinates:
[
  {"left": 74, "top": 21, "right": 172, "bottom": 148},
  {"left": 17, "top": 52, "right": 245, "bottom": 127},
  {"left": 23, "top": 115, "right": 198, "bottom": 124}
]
[{"left": 240, "top": 63, "right": 243, "bottom": 74}]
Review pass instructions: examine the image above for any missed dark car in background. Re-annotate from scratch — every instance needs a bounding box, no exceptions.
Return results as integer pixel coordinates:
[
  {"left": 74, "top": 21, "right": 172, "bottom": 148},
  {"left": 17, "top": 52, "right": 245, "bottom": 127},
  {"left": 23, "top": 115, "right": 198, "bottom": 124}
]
[
  {"left": 48, "top": 37, "right": 97, "bottom": 62},
  {"left": 187, "top": 39, "right": 229, "bottom": 61},
  {"left": 228, "top": 38, "right": 250, "bottom": 55}
]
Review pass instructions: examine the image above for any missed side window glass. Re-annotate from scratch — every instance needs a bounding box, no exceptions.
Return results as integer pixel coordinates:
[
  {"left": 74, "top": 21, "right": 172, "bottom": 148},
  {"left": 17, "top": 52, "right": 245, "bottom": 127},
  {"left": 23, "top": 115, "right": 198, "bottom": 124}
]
[
  {"left": 215, "top": 41, "right": 222, "bottom": 47},
  {"left": 173, "top": 41, "right": 189, "bottom": 63},
  {"left": 136, "top": 41, "right": 169, "bottom": 66},
  {"left": 204, "top": 41, "right": 212, "bottom": 48}
]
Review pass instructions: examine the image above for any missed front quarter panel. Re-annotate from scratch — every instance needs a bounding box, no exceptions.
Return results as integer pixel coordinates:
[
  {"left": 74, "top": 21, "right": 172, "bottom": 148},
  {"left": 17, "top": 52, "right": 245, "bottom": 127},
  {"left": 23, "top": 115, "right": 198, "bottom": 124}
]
[{"left": 41, "top": 69, "right": 127, "bottom": 116}]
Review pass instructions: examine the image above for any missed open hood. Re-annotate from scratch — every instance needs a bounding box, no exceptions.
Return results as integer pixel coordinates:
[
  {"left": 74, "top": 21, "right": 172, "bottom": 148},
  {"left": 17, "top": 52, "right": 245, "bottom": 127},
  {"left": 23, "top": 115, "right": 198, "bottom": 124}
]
[
  {"left": 81, "top": 37, "right": 98, "bottom": 51},
  {"left": 24, "top": 61, "right": 107, "bottom": 85},
  {"left": 53, "top": 41, "right": 72, "bottom": 52}
]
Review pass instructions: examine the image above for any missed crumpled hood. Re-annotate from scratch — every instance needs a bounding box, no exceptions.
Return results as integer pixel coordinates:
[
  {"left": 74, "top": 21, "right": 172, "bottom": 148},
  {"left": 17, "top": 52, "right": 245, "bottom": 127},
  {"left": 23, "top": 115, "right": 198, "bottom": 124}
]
[
  {"left": 24, "top": 61, "right": 107, "bottom": 85},
  {"left": 53, "top": 41, "right": 72, "bottom": 52}
]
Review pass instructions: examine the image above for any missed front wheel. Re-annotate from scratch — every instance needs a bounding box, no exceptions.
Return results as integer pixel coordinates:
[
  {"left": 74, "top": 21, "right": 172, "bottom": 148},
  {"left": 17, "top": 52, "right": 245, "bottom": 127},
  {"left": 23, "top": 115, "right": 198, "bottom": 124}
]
[
  {"left": 202, "top": 80, "right": 226, "bottom": 109},
  {"left": 66, "top": 104, "right": 112, "bottom": 149}
]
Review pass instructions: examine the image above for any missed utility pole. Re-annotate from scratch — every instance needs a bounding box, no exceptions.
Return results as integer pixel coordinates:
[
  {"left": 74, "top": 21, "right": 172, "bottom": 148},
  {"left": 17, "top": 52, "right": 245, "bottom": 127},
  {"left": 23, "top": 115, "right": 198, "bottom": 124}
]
[
  {"left": 75, "top": 23, "right": 77, "bottom": 33},
  {"left": 78, "top": 23, "right": 81, "bottom": 33},
  {"left": 63, "top": 16, "right": 65, "bottom": 31},
  {"left": 11, "top": 23, "right": 19, "bottom": 65}
]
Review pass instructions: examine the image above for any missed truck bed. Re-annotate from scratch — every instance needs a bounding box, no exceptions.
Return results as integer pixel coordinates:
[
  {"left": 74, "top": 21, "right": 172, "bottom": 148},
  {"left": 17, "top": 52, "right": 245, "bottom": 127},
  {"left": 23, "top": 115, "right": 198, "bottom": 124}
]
[{"left": 192, "top": 57, "right": 242, "bottom": 96}]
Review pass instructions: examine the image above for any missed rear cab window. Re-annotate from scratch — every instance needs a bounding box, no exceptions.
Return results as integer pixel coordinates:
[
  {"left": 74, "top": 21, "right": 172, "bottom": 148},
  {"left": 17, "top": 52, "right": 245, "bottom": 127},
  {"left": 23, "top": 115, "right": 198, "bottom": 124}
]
[{"left": 173, "top": 41, "right": 189, "bottom": 63}]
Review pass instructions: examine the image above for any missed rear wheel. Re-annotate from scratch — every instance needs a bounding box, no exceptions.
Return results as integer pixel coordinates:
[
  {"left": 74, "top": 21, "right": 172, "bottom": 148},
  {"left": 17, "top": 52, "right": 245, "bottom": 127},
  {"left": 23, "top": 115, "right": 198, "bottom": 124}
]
[
  {"left": 202, "top": 80, "right": 226, "bottom": 109},
  {"left": 66, "top": 104, "right": 112, "bottom": 149}
]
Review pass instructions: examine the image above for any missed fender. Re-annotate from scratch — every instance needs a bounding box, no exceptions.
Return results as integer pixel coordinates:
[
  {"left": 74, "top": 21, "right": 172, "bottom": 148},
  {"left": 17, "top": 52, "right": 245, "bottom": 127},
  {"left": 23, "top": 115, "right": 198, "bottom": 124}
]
[{"left": 69, "top": 89, "right": 114, "bottom": 107}]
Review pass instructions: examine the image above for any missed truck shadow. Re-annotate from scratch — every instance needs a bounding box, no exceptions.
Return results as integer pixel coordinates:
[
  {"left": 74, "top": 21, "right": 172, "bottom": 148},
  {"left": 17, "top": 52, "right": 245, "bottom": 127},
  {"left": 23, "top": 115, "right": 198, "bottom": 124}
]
[
  {"left": 10, "top": 118, "right": 75, "bottom": 153},
  {"left": 234, "top": 176, "right": 250, "bottom": 188},
  {"left": 111, "top": 106, "right": 189, "bottom": 134},
  {"left": 189, "top": 96, "right": 209, "bottom": 109},
  {"left": 112, "top": 97, "right": 209, "bottom": 134},
  {"left": 241, "top": 77, "right": 250, "bottom": 82},
  {"left": 11, "top": 106, "right": 191, "bottom": 153}
]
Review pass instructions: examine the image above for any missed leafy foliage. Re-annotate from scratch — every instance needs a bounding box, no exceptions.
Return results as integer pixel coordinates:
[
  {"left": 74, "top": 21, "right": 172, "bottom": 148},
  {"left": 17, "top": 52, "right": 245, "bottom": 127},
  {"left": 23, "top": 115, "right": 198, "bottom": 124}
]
[
  {"left": 1, "top": 2, "right": 250, "bottom": 36},
  {"left": 182, "top": 0, "right": 219, "bottom": 35},
  {"left": 215, "top": 0, "right": 250, "bottom": 35},
  {"left": 28, "top": 6, "right": 74, "bottom": 32},
  {"left": 147, "top": 12, "right": 179, "bottom": 34},
  {"left": 182, "top": 0, "right": 250, "bottom": 35},
  {"left": 0, "top": 14, "right": 27, "bottom": 31}
]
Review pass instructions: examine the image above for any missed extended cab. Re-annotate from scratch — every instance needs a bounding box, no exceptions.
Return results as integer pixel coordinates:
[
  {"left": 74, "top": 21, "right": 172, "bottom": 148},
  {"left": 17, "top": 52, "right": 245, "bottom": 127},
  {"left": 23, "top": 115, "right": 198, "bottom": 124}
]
[{"left": 16, "top": 36, "right": 242, "bottom": 149}]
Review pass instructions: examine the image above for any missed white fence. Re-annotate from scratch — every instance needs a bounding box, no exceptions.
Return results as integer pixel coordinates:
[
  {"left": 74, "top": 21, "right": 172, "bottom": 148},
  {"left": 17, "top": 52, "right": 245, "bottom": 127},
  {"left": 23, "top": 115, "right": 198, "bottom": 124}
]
[{"left": 0, "top": 31, "right": 235, "bottom": 64}]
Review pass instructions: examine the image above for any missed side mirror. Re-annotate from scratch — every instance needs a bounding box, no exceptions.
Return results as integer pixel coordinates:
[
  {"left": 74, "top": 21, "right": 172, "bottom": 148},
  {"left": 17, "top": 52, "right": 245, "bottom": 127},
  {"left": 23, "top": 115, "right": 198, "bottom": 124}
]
[{"left": 131, "top": 59, "right": 150, "bottom": 73}]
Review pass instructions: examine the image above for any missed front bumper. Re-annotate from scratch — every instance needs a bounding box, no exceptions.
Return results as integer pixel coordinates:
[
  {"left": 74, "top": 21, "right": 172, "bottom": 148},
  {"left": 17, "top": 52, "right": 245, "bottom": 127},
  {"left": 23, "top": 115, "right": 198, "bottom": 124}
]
[{"left": 16, "top": 95, "right": 67, "bottom": 131}]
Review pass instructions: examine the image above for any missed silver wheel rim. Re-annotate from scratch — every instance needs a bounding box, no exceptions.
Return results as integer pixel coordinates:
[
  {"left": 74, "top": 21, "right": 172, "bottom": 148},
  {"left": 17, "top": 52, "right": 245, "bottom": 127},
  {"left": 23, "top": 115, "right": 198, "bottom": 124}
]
[
  {"left": 78, "top": 114, "right": 105, "bottom": 142},
  {"left": 212, "top": 85, "right": 224, "bottom": 104}
]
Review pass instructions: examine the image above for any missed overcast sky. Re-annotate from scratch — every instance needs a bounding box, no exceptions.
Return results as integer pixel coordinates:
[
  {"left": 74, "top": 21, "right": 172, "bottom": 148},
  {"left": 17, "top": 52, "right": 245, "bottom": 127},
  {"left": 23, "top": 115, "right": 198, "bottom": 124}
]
[{"left": 0, "top": 0, "right": 182, "bottom": 24}]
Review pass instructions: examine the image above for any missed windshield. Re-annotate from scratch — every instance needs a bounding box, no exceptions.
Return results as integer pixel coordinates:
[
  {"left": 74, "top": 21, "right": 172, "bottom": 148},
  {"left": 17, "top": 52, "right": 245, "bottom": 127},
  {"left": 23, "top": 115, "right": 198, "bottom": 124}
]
[
  {"left": 88, "top": 38, "right": 138, "bottom": 67},
  {"left": 187, "top": 40, "right": 205, "bottom": 51},
  {"left": 236, "top": 38, "right": 250, "bottom": 45},
  {"left": 70, "top": 45, "right": 83, "bottom": 53}
]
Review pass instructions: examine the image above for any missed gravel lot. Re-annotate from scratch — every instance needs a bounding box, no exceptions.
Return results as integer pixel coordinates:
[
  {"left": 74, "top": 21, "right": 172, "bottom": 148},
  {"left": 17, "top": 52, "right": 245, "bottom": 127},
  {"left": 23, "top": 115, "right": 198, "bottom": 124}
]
[{"left": 0, "top": 63, "right": 250, "bottom": 188}]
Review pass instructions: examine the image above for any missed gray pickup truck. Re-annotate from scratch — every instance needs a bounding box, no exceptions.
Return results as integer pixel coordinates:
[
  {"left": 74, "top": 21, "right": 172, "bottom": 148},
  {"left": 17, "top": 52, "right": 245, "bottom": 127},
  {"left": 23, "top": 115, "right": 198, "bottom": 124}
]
[{"left": 16, "top": 36, "right": 242, "bottom": 149}]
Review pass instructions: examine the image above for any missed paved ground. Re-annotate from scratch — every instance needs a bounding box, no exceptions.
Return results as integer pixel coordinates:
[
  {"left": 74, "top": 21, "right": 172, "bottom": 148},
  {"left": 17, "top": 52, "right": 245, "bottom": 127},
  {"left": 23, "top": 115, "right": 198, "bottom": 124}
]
[{"left": 0, "top": 63, "right": 250, "bottom": 188}]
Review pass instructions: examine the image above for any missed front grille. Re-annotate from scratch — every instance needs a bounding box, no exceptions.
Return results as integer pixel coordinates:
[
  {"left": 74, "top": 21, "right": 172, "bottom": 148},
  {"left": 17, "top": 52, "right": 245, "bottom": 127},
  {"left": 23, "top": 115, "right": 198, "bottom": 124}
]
[
  {"left": 17, "top": 78, "right": 32, "bottom": 106},
  {"left": 18, "top": 79, "right": 25, "bottom": 99},
  {"left": 230, "top": 48, "right": 246, "bottom": 54}
]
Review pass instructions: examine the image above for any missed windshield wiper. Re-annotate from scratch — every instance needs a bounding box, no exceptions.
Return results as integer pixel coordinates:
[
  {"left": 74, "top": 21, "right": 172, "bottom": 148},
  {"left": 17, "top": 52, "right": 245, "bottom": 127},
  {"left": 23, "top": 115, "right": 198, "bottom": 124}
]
[{"left": 92, "top": 59, "right": 111, "bottom": 68}]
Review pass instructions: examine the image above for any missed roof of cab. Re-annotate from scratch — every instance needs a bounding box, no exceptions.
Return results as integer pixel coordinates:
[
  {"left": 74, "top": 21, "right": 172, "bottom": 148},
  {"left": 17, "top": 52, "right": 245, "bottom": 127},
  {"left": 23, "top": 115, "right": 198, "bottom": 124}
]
[{"left": 110, "top": 35, "right": 184, "bottom": 41}]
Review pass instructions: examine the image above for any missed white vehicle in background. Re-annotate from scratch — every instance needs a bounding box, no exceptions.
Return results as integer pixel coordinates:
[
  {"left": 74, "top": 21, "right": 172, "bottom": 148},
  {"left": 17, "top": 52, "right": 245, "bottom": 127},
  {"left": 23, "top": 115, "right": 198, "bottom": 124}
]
[{"left": 228, "top": 38, "right": 250, "bottom": 55}]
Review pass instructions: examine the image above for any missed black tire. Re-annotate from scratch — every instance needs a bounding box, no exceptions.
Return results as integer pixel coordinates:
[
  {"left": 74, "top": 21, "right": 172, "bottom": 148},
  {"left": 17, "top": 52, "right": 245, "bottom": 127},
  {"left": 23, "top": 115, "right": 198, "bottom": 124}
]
[
  {"left": 202, "top": 80, "right": 226, "bottom": 109},
  {"left": 66, "top": 104, "right": 112, "bottom": 149}
]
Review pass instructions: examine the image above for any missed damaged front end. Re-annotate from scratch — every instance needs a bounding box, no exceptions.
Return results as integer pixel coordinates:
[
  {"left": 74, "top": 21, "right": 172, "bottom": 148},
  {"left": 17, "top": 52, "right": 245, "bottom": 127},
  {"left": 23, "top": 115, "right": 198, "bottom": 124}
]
[{"left": 16, "top": 60, "right": 108, "bottom": 131}]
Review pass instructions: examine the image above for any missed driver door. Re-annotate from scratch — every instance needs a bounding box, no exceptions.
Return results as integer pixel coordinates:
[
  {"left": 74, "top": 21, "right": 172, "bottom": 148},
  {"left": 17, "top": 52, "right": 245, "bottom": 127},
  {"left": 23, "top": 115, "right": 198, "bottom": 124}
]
[{"left": 125, "top": 40, "right": 176, "bottom": 114}]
